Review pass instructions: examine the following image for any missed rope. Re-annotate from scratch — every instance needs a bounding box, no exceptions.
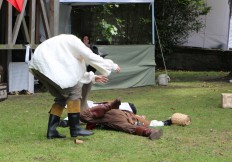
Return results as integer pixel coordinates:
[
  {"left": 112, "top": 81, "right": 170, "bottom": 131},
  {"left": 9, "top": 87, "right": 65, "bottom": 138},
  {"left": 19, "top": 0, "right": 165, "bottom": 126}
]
[{"left": 154, "top": 16, "right": 168, "bottom": 75}]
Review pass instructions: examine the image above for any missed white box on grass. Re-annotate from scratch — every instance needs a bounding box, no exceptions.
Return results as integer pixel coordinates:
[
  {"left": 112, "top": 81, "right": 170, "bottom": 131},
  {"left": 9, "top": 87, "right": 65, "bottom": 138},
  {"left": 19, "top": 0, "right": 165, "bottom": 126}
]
[{"left": 221, "top": 93, "right": 232, "bottom": 108}]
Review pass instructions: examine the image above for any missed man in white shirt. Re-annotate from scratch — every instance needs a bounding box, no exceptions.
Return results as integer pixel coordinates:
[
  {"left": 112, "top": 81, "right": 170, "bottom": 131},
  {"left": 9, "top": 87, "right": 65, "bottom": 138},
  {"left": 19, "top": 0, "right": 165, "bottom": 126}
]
[{"left": 29, "top": 34, "right": 120, "bottom": 139}]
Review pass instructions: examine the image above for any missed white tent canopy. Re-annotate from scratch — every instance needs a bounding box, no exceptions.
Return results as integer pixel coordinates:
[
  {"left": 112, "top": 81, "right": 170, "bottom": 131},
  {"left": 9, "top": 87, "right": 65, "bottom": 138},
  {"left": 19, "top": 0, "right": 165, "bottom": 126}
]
[{"left": 183, "top": 0, "right": 231, "bottom": 50}]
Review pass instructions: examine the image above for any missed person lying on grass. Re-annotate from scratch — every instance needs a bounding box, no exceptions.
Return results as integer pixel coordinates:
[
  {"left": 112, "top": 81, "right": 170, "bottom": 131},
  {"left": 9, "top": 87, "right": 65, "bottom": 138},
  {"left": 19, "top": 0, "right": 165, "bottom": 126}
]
[{"left": 59, "top": 99, "right": 173, "bottom": 140}]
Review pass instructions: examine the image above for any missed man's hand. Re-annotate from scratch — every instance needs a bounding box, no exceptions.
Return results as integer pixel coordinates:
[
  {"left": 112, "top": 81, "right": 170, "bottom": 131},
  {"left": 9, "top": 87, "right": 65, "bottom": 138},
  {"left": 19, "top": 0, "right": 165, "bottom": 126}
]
[
  {"left": 115, "top": 65, "right": 120, "bottom": 73},
  {"left": 95, "top": 75, "right": 109, "bottom": 83}
]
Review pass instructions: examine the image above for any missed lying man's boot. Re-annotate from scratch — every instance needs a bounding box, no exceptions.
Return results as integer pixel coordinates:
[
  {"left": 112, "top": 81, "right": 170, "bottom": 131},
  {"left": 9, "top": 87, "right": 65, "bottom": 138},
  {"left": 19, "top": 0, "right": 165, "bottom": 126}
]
[
  {"left": 135, "top": 126, "right": 163, "bottom": 140},
  {"left": 148, "top": 129, "right": 163, "bottom": 140}
]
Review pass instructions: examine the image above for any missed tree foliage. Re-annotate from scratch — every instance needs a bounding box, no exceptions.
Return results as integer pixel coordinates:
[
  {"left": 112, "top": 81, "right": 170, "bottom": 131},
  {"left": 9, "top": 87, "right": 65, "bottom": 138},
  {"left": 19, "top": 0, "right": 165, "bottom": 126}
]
[
  {"left": 90, "top": 4, "right": 152, "bottom": 44},
  {"left": 72, "top": 1, "right": 210, "bottom": 49}
]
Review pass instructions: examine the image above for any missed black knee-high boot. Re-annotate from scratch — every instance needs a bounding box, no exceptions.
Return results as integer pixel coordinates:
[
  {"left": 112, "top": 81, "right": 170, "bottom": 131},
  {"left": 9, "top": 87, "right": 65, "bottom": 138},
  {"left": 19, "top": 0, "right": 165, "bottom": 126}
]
[
  {"left": 47, "top": 114, "right": 66, "bottom": 139},
  {"left": 68, "top": 113, "right": 94, "bottom": 137}
]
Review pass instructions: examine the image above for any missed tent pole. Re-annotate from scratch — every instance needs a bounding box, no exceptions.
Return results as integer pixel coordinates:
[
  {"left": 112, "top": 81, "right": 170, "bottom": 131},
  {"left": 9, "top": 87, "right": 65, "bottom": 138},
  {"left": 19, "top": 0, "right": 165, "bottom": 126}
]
[
  {"left": 152, "top": 0, "right": 155, "bottom": 45},
  {"left": 227, "top": 0, "right": 232, "bottom": 50}
]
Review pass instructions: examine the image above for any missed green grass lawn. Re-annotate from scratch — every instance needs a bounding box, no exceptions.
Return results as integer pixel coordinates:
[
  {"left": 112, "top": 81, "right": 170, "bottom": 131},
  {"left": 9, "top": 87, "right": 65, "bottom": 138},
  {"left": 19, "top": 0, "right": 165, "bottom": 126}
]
[{"left": 0, "top": 70, "right": 232, "bottom": 162}]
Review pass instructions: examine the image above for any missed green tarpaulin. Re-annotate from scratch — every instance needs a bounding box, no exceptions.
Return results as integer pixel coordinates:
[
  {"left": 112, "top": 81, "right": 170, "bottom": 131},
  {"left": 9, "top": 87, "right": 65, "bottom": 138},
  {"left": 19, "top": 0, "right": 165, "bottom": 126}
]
[{"left": 93, "top": 45, "right": 155, "bottom": 90}]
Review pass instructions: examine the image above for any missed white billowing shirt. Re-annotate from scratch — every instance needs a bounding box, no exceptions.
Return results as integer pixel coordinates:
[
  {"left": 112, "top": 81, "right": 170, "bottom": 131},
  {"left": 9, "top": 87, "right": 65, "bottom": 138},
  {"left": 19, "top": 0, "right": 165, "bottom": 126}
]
[{"left": 29, "top": 34, "right": 118, "bottom": 89}]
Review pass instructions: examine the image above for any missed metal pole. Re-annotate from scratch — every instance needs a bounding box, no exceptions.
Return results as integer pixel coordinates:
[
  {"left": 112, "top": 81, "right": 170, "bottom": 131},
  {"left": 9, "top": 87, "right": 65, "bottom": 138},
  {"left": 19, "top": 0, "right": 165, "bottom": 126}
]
[{"left": 152, "top": 0, "right": 155, "bottom": 45}]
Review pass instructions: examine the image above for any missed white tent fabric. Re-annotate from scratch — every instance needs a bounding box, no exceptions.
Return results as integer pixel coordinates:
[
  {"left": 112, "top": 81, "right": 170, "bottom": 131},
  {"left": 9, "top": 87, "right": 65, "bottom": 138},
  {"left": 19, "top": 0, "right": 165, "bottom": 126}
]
[
  {"left": 59, "top": 4, "right": 72, "bottom": 34},
  {"left": 40, "top": 1, "right": 72, "bottom": 41},
  {"left": 183, "top": 0, "right": 230, "bottom": 50},
  {"left": 8, "top": 62, "right": 34, "bottom": 93}
]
